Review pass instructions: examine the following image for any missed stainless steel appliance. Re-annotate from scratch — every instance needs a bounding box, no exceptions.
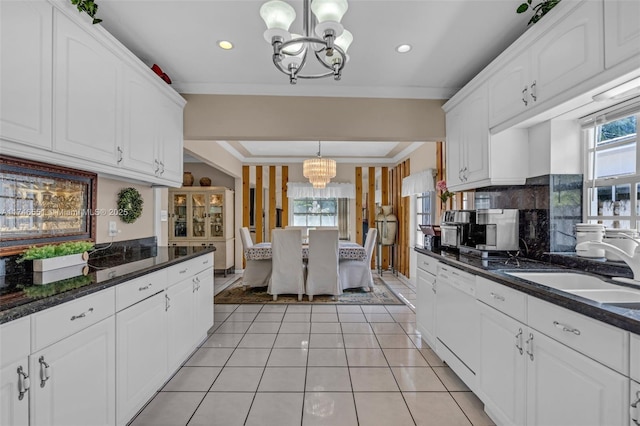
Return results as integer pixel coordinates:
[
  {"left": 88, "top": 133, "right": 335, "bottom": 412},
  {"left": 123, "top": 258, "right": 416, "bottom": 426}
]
[
  {"left": 440, "top": 210, "right": 475, "bottom": 248},
  {"left": 465, "top": 209, "right": 519, "bottom": 251}
]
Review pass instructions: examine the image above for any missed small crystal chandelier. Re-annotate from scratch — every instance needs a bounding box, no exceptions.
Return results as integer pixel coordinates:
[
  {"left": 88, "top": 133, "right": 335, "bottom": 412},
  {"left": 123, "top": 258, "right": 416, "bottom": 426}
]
[
  {"left": 303, "top": 141, "right": 336, "bottom": 188},
  {"left": 259, "top": 0, "right": 353, "bottom": 84}
]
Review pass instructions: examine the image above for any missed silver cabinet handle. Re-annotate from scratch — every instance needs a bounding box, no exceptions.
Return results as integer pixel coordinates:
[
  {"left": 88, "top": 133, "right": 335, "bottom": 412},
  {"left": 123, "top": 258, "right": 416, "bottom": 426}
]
[
  {"left": 165, "top": 293, "right": 171, "bottom": 311},
  {"left": 154, "top": 159, "right": 160, "bottom": 174},
  {"left": 631, "top": 391, "right": 640, "bottom": 425},
  {"left": 525, "top": 333, "right": 534, "bottom": 361},
  {"left": 192, "top": 277, "right": 198, "bottom": 293},
  {"left": 515, "top": 328, "right": 523, "bottom": 355},
  {"left": 530, "top": 80, "right": 537, "bottom": 102},
  {"left": 139, "top": 284, "right": 152, "bottom": 291},
  {"left": 179, "top": 269, "right": 187, "bottom": 274},
  {"left": 553, "top": 321, "right": 581, "bottom": 335},
  {"left": 159, "top": 161, "right": 165, "bottom": 175},
  {"left": 202, "top": 259, "right": 209, "bottom": 265},
  {"left": 490, "top": 292, "right": 505, "bottom": 302},
  {"left": 431, "top": 282, "right": 436, "bottom": 294},
  {"left": 17, "top": 366, "right": 30, "bottom": 400},
  {"left": 522, "top": 86, "right": 528, "bottom": 106},
  {"left": 39, "top": 356, "right": 50, "bottom": 388},
  {"left": 70, "top": 307, "right": 94, "bottom": 321},
  {"left": 117, "top": 146, "right": 123, "bottom": 163}
]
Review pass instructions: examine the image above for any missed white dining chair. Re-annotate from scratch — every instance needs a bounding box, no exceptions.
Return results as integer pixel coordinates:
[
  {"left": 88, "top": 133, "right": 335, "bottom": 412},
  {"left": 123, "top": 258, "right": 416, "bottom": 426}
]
[
  {"left": 268, "top": 229, "right": 305, "bottom": 301},
  {"left": 339, "top": 228, "right": 377, "bottom": 291},
  {"left": 306, "top": 229, "right": 341, "bottom": 301},
  {"left": 239, "top": 227, "right": 271, "bottom": 289}
]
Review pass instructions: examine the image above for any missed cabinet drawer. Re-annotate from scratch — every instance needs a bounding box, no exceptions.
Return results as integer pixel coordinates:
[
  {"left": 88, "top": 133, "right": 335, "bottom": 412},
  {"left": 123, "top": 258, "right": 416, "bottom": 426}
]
[
  {"left": 116, "top": 269, "right": 166, "bottom": 312},
  {"left": 166, "top": 253, "right": 213, "bottom": 283},
  {"left": 417, "top": 253, "right": 438, "bottom": 275},
  {"left": 476, "top": 276, "right": 527, "bottom": 323},
  {"left": 0, "top": 316, "right": 30, "bottom": 366},
  {"left": 31, "top": 287, "right": 115, "bottom": 352},
  {"left": 438, "top": 264, "right": 475, "bottom": 296},
  {"left": 527, "top": 297, "right": 629, "bottom": 375},
  {"left": 632, "top": 333, "right": 640, "bottom": 382}
]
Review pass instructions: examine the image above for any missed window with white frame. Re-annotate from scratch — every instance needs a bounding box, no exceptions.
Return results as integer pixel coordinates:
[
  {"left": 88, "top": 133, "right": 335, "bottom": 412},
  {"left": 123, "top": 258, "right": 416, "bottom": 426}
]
[
  {"left": 583, "top": 100, "right": 639, "bottom": 229},
  {"left": 291, "top": 197, "right": 349, "bottom": 239},
  {"left": 415, "top": 192, "right": 435, "bottom": 246}
]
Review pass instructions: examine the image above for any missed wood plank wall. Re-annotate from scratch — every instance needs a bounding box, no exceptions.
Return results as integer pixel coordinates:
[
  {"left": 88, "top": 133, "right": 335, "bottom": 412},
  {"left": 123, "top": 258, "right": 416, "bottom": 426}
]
[
  {"left": 255, "top": 166, "right": 263, "bottom": 243},
  {"left": 402, "top": 159, "right": 410, "bottom": 278},
  {"left": 368, "top": 167, "right": 376, "bottom": 269},
  {"left": 242, "top": 165, "right": 250, "bottom": 268},
  {"left": 281, "top": 166, "right": 288, "bottom": 228},
  {"left": 355, "top": 167, "right": 363, "bottom": 245},
  {"left": 381, "top": 166, "right": 389, "bottom": 270},
  {"left": 268, "top": 166, "right": 276, "bottom": 240}
]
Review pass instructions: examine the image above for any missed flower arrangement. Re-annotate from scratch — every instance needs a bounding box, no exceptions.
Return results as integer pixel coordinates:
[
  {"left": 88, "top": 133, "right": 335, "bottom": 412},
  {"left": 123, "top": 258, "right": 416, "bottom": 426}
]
[{"left": 436, "top": 180, "right": 455, "bottom": 204}]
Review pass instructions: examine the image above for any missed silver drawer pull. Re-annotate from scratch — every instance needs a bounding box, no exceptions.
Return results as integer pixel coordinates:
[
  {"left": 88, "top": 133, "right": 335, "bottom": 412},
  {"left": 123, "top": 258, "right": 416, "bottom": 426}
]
[
  {"left": 490, "top": 292, "right": 505, "bottom": 302},
  {"left": 525, "top": 333, "right": 534, "bottom": 361},
  {"left": 139, "top": 284, "right": 152, "bottom": 291},
  {"left": 553, "top": 321, "right": 581, "bottom": 335},
  {"left": 179, "top": 269, "right": 187, "bottom": 274},
  {"left": 17, "top": 366, "right": 30, "bottom": 400},
  {"left": 203, "top": 260, "right": 209, "bottom": 264},
  {"left": 515, "top": 328, "right": 523, "bottom": 355},
  {"left": 631, "top": 391, "right": 640, "bottom": 425},
  {"left": 39, "top": 357, "right": 50, "bottom": 388},
  {"left": 70, "top": 307, "right": 94, "bottom": 321}
]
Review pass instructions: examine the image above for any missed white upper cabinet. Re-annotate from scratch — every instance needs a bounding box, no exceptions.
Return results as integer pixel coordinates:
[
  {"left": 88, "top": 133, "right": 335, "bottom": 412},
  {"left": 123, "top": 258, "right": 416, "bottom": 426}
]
[
  {"left": 488, "top": 0, "right": 604, "bottom": 129},
  {"left": 604, "top": 0, "right": 640, "bottom": 69},
  {"left": 156, "top": 98, "right": 184, "bottom": 184},
  {"left": 53, "top": 9, "right": 122, "bottom": 165},
  {"left": 0, "top": 0, "right": 53, "bottom": 149}
]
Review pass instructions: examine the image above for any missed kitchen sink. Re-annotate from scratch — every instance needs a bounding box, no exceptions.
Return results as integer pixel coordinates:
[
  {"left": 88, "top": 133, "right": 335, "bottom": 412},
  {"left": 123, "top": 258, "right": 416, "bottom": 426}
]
[
  {"left": 565, "top": 289, "right": 640, "bottom": 303},
  {"left": 504, "top": 272, "right": 620, "bottom": 291}
]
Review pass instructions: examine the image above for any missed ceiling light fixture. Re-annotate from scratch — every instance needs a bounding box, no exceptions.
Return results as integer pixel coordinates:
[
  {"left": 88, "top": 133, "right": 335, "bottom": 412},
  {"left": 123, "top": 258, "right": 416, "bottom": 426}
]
[
  {"left": 396, "top": 44, "right": 412, "bottom": 53},
  {"left": 303, "top": 141, "right": 336, "bottom": 188},
  {"left": 259, "top": 0, "right": 352, "bottom": 84},
  {"left": 218, "top": 40, "right": 234, "bottom": 50}
]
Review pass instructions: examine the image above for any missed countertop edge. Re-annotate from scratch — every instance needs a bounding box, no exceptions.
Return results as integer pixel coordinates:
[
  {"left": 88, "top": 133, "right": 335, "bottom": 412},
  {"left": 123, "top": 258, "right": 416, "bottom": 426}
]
[
  {"left": 0, "top": 247, "right": 215, "bottom": 325},
  {"left": 414, "top": 247, "right": 640, "bottom": 335}
]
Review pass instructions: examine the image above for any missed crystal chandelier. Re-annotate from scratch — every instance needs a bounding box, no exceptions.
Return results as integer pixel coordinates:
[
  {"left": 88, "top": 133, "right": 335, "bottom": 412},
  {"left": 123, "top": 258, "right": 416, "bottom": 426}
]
[
  {"left": 303, "top": 141, "right": 336, "bottom": 188},
  {"left": 259, "top": 0, "right": 353, "bottom": 84}
]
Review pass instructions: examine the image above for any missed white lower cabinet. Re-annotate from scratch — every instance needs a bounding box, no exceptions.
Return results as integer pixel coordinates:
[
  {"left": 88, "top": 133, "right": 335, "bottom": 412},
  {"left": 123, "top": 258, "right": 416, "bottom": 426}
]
[
  {"left": 632, "top": 380, "right": 640, "bottom": 426},
  {"left": 525, "top": 329, "right": 628, "bottom": 426},
  {"left": 166, "top": 277, "right": 197, "bottom": 371},
  {"left": 479, "top": 300, "right": 629, "bottom": 426},
  {"left": 0, "top": 317, "right": 31, "bottom": 426},
  {"left": 416, "top": 267, "right": 437, "bottom": 348},
  {"left": 116, "top": 292, "right": 168, "bottom": 426},
  {"left": 194, "top": 270, "right": 215, "bottom": 338},
  {"left": 29, "top": 316, "right": 116, "bottom": 426},
  {"left": 478, "top": 302, "right": 527, "bottom": 426}
]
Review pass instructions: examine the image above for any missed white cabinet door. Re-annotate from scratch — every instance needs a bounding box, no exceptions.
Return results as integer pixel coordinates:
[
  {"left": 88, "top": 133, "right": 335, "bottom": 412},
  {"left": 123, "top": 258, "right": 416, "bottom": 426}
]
[
  {"left": 194, "top": 270, "right": 214, "bottom": 338},
  {"left": 415, "top": 268, "right": 437, "bottom": 348},
  {"left": 462, "top": 87, "right": 489, "bottom": 185},
  {"left": 445, "top": 104, "right": 464, "bottom": 188},
  {"left": 0, "top": 360, "right": 29, "bottom": 426},
  {"left": 53, "top": 9, "right": 121, "bottom": 165},
  {"left": 632, "top": 380, "right": 640, "bottom": 426},
  {"left": 166, "top": 278, "right": 196, "bottom": 371},
  {"left": 30, "top": 317, "right": 116, "bottom": 426},
  {"left": 525, "top": 330, "right": 628, "bottom": 426},
  {"left": 488, "top": 51, "right": 530, "bottom": 128},
  {"left": 530, "top": 0, "right": 604, "bottom": 106},
  {"left": 156, "top": 97, "right": 184, "bottom": 184},
  {"left": 121, "top": 69, "right": 159, "bottom": 175},
  {"left": 0, "top": 0, "right": 52, "bottom": 149},
  {"left": 604, "top": 0, "right": 640, "bottom": 69},
  {"left": 116, "top": 292, "right": 168, "bottom": 426},
  {"left": 477, "top": 302, "right": 526, "bottom": 426}
]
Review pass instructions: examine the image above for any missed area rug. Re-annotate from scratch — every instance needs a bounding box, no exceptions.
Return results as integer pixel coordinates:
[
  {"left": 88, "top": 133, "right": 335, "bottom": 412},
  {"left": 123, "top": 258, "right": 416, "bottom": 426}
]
[{"left": 215, "top": 276, "right": 403, "bottom": 305}]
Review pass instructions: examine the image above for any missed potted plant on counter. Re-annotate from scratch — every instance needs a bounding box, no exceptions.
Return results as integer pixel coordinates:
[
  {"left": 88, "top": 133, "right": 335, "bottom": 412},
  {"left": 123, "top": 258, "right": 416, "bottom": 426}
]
[{"left": 19, "top": 241, "right": 95, "bottom": 272}]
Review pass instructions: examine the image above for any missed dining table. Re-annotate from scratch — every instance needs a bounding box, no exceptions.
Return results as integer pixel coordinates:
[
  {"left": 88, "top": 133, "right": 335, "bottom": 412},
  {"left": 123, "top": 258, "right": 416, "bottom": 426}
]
[{"left": 244, "top": 241, "right": 367, "bottom": 261}]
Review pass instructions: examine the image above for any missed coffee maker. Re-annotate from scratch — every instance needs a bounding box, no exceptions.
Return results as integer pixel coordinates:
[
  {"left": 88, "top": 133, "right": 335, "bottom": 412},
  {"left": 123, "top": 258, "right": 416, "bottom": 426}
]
[{"left": 465, "top": 209, "right": 519, "bottom": 251}]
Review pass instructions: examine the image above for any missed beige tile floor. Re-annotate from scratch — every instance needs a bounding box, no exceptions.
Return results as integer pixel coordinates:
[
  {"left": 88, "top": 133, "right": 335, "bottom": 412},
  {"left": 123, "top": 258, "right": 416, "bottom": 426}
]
[{"left": 129, "top": 273, "right": 495, "bottom": 426}]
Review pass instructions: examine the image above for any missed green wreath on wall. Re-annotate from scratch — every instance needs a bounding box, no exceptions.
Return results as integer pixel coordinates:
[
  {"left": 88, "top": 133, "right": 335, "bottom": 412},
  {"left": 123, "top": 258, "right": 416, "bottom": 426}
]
[{"left": 117, "top": 187, "right": 143, "bottom": 224}]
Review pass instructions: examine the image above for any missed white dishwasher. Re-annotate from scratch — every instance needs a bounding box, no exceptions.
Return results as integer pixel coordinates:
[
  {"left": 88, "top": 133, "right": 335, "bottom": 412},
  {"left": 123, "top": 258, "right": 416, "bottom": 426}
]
[{"left": 435, "top": 264, "right": 478, "bottom": 386}]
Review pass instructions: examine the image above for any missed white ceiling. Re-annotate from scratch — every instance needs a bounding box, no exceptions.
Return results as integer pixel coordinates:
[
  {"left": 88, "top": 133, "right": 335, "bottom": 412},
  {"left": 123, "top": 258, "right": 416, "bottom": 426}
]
[{"left": 98, "top": 0, "right": 533, "bottom": 162}]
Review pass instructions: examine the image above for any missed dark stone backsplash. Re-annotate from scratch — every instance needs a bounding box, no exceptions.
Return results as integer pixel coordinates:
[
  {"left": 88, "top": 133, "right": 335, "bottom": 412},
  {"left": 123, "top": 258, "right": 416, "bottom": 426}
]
[{"left": 475, "top": 174, "right": 583, "bottom": 259}]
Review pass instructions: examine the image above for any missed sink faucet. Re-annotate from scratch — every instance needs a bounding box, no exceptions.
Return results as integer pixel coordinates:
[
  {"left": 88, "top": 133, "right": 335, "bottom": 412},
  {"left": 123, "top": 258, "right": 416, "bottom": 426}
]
[{"left": 575, "top": 241, "right": 640, "bottom": 281}]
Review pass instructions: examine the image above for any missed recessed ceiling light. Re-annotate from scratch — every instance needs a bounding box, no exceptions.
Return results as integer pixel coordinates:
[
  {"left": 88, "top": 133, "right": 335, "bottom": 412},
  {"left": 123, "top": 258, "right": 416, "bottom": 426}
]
[
  {"left": 396, "top": 44, "right": 412, "bottom": 53},
  {"left": 218, "top": 40, "right": 234, "bottom": 50}
]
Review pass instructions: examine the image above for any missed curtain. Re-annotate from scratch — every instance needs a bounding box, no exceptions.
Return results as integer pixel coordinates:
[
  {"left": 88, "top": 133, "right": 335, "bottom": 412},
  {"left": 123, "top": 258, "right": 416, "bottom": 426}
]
[
  {"left": 287, "top": 182, "right": 356, "bottom": 199},
  {"left": 401, "top": 169, "right": 436, "bottom": 197}
]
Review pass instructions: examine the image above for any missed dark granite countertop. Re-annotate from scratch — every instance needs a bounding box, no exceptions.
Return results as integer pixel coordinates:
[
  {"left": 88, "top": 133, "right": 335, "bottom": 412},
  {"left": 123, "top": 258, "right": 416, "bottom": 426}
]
[
  {"left": 0, "top": 245, "right": 215, "bottom": 324},
  {"left": 414, "top": 247, "right": 640, "bottom": 335}
]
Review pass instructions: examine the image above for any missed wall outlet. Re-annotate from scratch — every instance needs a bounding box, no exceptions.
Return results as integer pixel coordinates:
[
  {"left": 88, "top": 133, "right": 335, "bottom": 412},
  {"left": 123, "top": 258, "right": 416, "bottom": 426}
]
[{"left": 108, "top": 221, "right": 117, "bottom": 237}]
